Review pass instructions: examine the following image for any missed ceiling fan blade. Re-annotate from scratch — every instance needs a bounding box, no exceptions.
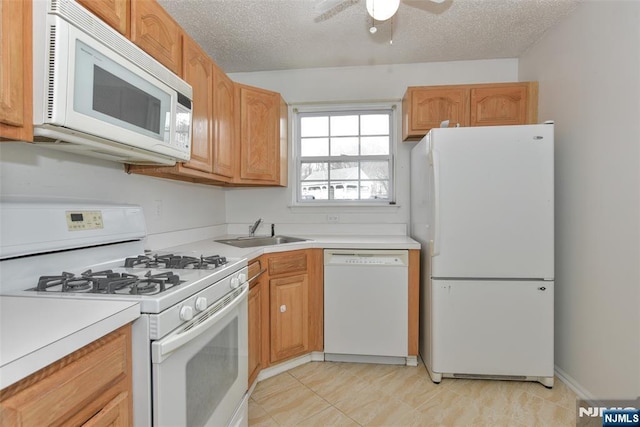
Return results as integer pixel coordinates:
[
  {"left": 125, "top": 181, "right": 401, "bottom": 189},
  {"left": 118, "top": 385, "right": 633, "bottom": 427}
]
[
  {"left": 315, "top": 0, "right": 348, "bottom": 13},
  {"left": 403, "top": 0, "right": 449, "bottom": 13},
  {"left": 314, "top": 0, "right": 360, "bottom": 22}
]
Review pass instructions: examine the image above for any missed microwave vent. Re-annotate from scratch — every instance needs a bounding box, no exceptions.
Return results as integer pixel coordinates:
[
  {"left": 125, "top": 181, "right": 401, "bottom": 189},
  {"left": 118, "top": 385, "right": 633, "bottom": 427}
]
[
  {"left": 46, "top": 25, "right": 57, "bottom": 120},
  {"left": 49, "top": 0, "right": 190, "bottom": 97}
]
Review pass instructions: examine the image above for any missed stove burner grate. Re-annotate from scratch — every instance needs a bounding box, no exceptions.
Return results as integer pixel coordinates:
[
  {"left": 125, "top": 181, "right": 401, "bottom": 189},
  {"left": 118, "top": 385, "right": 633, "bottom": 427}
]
[
  {"left": 33, "top": 269, "right": 185, "bottom": 295},
  {"left": 123, "top": 254, "right": 227, "bottom": 270}
]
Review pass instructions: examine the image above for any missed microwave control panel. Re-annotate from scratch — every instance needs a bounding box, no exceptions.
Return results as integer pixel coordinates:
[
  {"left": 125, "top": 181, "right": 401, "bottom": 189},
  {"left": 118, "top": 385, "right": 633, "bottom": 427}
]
[{"left": 65, "top": 210, "right": 104, "bottom": 231}]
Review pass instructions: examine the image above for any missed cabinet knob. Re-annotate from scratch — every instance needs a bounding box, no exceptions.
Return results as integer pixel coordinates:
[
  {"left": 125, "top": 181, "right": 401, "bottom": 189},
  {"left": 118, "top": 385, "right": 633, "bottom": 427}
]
[{"left": 280, "top": 304, "right": 287, "bottom": 313}]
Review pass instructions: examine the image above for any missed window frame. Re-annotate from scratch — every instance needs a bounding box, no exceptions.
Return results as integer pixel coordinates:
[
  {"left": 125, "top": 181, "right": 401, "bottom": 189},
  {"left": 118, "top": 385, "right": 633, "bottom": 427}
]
[{"left": 292, "top": 103, "right": 397, "bottom": 207}]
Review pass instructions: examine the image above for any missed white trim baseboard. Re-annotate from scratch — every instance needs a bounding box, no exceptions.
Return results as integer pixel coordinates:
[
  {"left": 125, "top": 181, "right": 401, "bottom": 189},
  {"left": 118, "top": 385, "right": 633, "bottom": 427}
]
[{"left": 555, "top": 364, "right": 597, "bottom": 402}]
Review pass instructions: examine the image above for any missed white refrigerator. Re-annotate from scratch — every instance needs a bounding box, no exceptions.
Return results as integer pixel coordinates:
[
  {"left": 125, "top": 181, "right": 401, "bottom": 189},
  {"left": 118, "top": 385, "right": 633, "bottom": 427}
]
[{"left": 410, "top": 124, "right": 555, "bottom": 387}]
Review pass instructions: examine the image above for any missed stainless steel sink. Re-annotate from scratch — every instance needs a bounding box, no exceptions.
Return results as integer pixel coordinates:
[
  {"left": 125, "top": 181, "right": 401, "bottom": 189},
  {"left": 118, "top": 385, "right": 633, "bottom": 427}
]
[{"left": 214, "top": 235, "right": 308, "bottom": 248}]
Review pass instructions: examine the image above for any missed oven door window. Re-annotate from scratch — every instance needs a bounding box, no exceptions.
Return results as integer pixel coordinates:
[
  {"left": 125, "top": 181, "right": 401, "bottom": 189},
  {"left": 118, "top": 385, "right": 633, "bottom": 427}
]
[
  {"left": 186, "top": 318, "right": 238, "bottom": 426},
  {"left": 73, "top": 40, "right": 172, "bottom": 143},
  {"left": 152, "top": 294, "right": 248, "bottom": 427}
]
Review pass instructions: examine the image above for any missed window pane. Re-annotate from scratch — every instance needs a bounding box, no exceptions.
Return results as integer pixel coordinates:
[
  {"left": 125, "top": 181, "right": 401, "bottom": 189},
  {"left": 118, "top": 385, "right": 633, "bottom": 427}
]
[
  {"left": 360, "top": 114, "right": 389, "bottom": 135},
  {"left": 330, "top": 137, "right": 358, "bottom": 156},
  {"left": 361, "top": 136, "right": 390, "bottom": 155},
  {"left": 301, "top": 116, "right": 328, "bottom": 137},
  {"left": 301, "top": 138, "right": 329, "bottom": 156},
  {"left": 300, "top": 181, "right": 327, "bottom": 200},
  {"left": 363, "top": 180, "right": 390, "bottom": 199},
  {"left": 360, "top": 161, "right": 389, "bottom": 180},
  {"left": 328, "top": 161, "right": 358, "bottom": 181},
  {"left": 300, "top": 162, "right": 328, "bottom": 181},
  {"left": 330, "top": 115, "right": 358, "bottom": 136}
]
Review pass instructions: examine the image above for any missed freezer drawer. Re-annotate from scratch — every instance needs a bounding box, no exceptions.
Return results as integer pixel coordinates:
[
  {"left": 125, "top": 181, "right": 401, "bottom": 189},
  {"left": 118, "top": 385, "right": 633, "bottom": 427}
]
[
  {"left": 431, "top": 280, "right": 553, "bottom": 377},
  {"left": 324, "top": 250, "right": 408, "bottom": 358}
]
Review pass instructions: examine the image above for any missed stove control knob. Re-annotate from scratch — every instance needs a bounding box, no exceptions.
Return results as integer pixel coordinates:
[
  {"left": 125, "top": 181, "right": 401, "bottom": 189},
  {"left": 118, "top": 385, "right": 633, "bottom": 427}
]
[
  {"left": 180, "top": 306, "right": 194, "bottom": 321},
  {"left": 238, "top": 273, "right": 247, "bottom": 284},
  {"left": 230, "top": 277, "right": 240, "bottom": 289},
  {"left": 195, "top": 297, "right": 208, "bottom": 312}
]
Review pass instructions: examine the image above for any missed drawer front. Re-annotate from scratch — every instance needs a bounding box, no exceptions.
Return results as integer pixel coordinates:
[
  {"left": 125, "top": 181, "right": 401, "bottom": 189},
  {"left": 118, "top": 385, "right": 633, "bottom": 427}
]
[{"left": 268, "top": 252, "right": 307, "bottom": 276}]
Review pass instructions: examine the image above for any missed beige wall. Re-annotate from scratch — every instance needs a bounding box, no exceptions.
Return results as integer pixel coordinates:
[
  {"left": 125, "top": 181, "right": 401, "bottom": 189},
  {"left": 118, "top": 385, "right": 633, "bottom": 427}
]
[{"left": 519, "top": 0, "right": 640, "bottom": 399}]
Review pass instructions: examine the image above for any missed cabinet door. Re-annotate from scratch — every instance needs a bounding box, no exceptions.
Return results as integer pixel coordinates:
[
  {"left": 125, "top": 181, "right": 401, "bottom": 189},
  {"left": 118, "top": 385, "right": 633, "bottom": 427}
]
[
  {"left": 181, "top": 35, "right": 214, "bottom": 174},
  {"left": 248, "top": 282, "right": 262, "bottom": 387},
  {"left": 131, "top": 0, "right": 182, "bottom": 75},
  {"left": 470, "top": 83, "right": 537, "bottom": 127},
  {"left": 402, "top": 87, "right": 468, "bottom": 140},
  {"left": 0, "top": 0, "right": 32, "bottom": 141},
  {"left": 270, "top": 274, "right": 309, "bottom": 363},
  {"left": 82, "top": 391, "right": 130, "bottom": 427},
  {"left": 77, "top": 0, "right": 130, "bottom": 37},
  {"left": 212, "top": 65, "right": 236, "bottom": 179},
  {"left": 236, "top": 84, "right": 281, "bottom": 184}
]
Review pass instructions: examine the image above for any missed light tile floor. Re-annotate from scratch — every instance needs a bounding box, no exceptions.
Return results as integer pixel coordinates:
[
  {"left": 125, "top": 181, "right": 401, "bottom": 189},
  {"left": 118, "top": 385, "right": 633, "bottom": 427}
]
[{"left": 248, "top": 361, "right": 578, "bottom": 426}]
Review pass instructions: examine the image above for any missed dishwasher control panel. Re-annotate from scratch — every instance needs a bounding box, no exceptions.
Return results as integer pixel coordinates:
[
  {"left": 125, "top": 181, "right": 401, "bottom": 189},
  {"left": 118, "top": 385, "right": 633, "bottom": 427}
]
[{"left": 324, "top": 249, "right": 409, "bottom": 266}]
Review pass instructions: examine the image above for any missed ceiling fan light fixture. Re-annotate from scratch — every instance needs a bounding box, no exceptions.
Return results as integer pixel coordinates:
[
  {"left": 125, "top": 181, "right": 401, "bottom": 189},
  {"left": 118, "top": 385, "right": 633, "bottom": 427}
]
[{"left": 365, "top": 0, "right": 400, "bottom": 21}]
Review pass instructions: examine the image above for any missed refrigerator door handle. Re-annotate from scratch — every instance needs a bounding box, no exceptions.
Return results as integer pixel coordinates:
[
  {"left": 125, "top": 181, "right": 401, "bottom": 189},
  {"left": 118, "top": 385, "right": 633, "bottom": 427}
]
[{"left": 429, "top": 149, "right": 441, "bottom": 256}]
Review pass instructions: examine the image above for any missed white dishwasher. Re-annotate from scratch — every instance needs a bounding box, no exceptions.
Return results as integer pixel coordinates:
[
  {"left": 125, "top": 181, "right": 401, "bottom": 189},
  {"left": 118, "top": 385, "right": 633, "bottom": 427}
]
[{"left": 324, "top": 249, "right": 409, "bottom": 364}]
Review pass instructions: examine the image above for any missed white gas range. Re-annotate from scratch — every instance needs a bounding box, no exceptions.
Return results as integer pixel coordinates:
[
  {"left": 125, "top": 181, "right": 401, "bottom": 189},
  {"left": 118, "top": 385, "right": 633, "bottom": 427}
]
[{"left": 0, "top": 198, "right": 249, "bottom": 427}]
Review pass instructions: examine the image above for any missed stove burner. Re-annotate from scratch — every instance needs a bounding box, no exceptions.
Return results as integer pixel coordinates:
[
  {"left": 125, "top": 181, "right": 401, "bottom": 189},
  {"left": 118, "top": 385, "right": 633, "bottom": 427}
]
[
  {"left": 130, "top": 271, "right": 182, "bottom": 295},
  {"left": 33, "top": 269, "right": 184, "bottom": 295},
  {"left": 36, "top": 272, "right": 82, "bottom": 292},
  {"left": 123, "top": 254, "right": 227, "bottom": 270}
]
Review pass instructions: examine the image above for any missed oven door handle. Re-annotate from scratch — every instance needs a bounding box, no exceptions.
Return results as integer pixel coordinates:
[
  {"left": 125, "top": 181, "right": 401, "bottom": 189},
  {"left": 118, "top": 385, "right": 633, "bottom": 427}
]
[{"left": 151, "top": 283, "right": 248, "bottom": 363}]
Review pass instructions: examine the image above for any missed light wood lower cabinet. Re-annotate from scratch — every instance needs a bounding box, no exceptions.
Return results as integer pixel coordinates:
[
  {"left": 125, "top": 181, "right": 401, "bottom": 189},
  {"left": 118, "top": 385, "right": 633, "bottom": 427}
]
[
  {"left": 248, "top": 258, "right": 268, "bottom": 388},
  {"left": 248, "top": 250, "right": 323, "bottom": 379},
  {"left": 270, "top": 273, "right": 310, "bottom": 362},
  {"left": 0, "top": 325, "right": 133, "bottom": 427}
]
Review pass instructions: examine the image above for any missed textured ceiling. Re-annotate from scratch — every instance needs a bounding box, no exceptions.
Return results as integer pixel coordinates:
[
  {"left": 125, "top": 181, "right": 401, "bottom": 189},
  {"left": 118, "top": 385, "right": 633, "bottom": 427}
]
[{"left": 157, "top": 0, "right": 580, "bottom": 73}]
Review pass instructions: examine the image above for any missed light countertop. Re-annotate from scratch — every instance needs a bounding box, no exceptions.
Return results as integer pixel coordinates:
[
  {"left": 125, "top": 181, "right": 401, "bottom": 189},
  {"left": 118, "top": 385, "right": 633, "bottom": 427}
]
[
  {"left": 0, "top": 296, "right": 140, "bottom": 389},
  {"left": 164, "top": 234, "right": 421, "bottom": 261}
]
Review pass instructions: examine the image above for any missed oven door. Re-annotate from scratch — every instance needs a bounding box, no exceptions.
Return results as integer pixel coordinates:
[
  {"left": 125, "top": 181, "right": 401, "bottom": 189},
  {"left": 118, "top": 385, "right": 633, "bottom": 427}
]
[{"left": 151, "top": 284, "right": 248, "bottom": 427}]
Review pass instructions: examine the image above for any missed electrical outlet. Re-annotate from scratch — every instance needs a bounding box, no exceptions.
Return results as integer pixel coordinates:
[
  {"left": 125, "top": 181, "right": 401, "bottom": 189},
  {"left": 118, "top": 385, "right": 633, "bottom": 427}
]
[
  {"left": 154, "top": 199, "right": 163, "bottom": 218},
  {"left": 327, "top": 214, "right": 340, "bottom": 223}
]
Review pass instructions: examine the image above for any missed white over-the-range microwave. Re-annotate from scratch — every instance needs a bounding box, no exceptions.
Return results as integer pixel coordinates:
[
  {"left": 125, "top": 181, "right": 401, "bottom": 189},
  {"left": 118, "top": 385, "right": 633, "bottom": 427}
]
[{"left": 32, "top": 0, "right": 193, "bottom": 165}]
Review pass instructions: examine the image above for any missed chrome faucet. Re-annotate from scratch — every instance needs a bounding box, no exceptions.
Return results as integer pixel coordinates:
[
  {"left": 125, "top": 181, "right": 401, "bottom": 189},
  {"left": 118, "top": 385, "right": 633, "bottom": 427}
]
[{"left": 249, "top": 218, "right": 262, "bottom": 237}]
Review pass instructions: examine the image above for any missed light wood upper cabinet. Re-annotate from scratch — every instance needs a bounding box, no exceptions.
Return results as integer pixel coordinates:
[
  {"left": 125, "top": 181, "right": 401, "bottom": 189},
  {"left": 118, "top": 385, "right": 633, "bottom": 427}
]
[
  {"left": 0, "top": 0, "right": 33, "bottom": 142},
  {"left": 402, "top": 82, "right": 538, "bottom": 141},
  {"left": 182, "top": 35, "right": 214, "bottom": 174},
  {"left": 235, "top": 84, "right": 287, "bottom": 186},
  {"left": 77, "top": 0, "right": 130, "bottom": 37},
  {"left": 0, "top": 325, "right": 133, "bottom": 427},
  {"left": 402, "top": 86, "right": 469, "bottom": 140},
  {"left": 470, "top": 83, "right": 538, "bottom": 127},
  {"left": 131, "top": 0, "right": 182, "bottom": 75},
  {"left": 212, "top": 65, "right": 236, "bottom": 179}
]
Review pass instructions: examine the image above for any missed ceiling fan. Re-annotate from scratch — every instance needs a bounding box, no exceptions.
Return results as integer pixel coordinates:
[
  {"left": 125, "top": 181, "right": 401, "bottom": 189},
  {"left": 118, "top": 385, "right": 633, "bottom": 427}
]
[{"left": 315, "top": 0, "right": 447, "bottom": 23}]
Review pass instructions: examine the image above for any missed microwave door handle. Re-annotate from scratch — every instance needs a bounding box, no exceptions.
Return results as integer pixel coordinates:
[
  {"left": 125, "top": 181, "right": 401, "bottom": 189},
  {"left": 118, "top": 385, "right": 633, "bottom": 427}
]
[{"left": 151, "top": 284, "right": 248, "bottom": 363}]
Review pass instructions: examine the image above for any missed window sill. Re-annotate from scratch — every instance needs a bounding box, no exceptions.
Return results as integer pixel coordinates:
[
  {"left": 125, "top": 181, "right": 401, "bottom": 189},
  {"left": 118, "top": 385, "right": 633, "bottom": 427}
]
[{"left": 288, "top": 203, "right": 401, "bottom": 213}]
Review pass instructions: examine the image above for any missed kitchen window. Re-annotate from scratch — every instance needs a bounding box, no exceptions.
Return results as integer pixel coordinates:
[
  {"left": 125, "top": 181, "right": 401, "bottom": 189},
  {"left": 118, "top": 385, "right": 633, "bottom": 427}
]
[{"left": 294, "top": 106, "right": 395, "bottom": 205}]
